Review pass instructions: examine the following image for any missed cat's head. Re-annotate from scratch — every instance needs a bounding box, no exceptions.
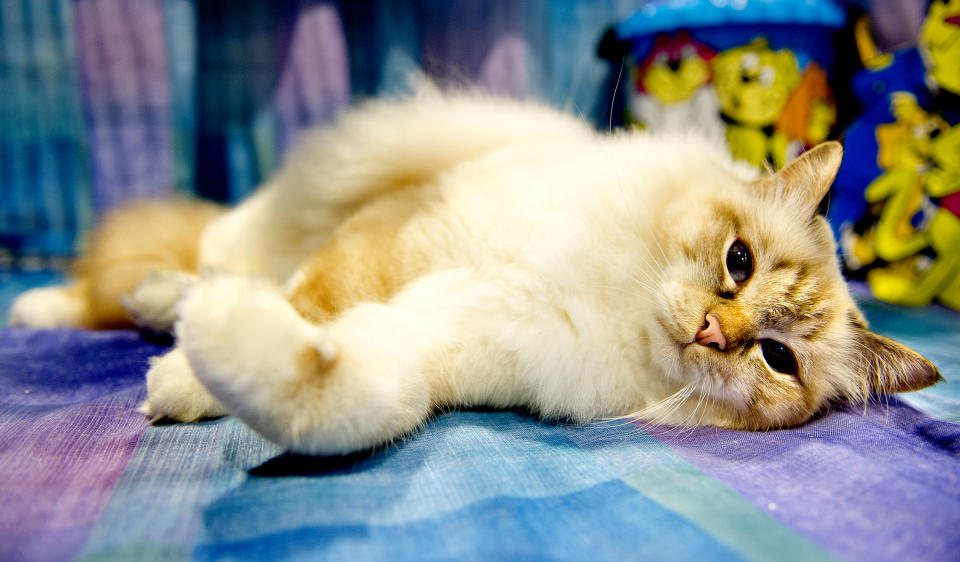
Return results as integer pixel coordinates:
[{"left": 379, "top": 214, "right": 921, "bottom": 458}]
[{"left": 646, "top": 142, "right": 941, "bottom": 430}]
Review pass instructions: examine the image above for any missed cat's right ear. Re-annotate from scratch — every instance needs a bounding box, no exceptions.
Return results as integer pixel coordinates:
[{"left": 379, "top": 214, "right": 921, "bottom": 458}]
[
  {"left": 755, "top": 141, "right": 843, "bottom": 216},
  {"left": 856, "top": 329, "right": 942, "bottom": 396}
]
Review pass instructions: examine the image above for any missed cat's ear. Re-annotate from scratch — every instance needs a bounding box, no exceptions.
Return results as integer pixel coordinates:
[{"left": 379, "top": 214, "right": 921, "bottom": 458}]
[
  {"left": 857, "top": 329, "right": 941, "bottom": 395},
  {"left": 755, "top": 141, "right": 843, "bottom": 215}
]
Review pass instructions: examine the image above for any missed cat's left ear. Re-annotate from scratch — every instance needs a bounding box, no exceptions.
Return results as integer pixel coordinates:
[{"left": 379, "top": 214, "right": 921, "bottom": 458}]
[
  {"left": 755, "top": 141, "right": 843, "bottom": 215},
  {"left": 857, "top": 329, "right": 942, "bottom": 395}
]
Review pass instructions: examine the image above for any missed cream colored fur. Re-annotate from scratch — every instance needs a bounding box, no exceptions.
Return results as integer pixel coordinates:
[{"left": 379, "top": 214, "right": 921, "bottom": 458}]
[{"left": 10, "top": 86, "right": 939, "bottom": 455}]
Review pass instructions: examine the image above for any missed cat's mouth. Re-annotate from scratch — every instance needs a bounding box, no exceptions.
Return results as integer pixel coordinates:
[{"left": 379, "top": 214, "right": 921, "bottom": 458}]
[
  {"left": 655, "top": 315, "right": 695, "bottom": 350},
  {"left": 654, "top": 315, "right": 745, "bottom": 398}
]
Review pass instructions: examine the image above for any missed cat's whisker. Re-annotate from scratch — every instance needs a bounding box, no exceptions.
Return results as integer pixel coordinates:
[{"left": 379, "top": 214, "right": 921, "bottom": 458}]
[
  {"left": 693, "top": 393, "right": 716, "bottom": 434},
  {"left": 608, "top": 58, "right": 625, "bottom": 135},
  {"left": 677, "top": 386, "right": 708, "bottom": 431},
  {"left": 632, "top": 232, "right": 669, "bottom": 280},
  {"left": 625, "top": 249, "right": 666, "bottom": 289},
  {"left": 588, "top": 252, "right": 663, "bottom": 298},
  {"left": 585, "top": 280, "right": 657, "bottom": 306},
  {"left": 627, "top": 383, "right": 698, "bottom": 433}
]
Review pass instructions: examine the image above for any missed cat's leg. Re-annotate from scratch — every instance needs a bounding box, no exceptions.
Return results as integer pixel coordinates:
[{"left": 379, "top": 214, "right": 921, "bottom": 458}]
[
  {"left": 175, "top": 271, "right": 480, "bottom": 455},
  {"left": 137, "top": 348, "right": 227, "bottom": 422},
  {"left": 9, "top": 200, "right": 223, "bottom": 330},
  {"left": 9, "top": 284, "right": 88, "bottom": 328}
]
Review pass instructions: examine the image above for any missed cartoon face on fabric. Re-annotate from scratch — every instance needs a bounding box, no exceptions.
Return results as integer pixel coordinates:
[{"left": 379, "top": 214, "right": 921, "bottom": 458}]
[
  {"left": 711, "top": 38, "right": 804, "bottom": 168},
  {"left": 627, "top": 32, "right": 725, "bottom": 140},
  {"left": 713, "top": 38, "right": 800, "bottom": 127},
  {"left": 639, "top": 32, "right": 715, "bottom": 104}
]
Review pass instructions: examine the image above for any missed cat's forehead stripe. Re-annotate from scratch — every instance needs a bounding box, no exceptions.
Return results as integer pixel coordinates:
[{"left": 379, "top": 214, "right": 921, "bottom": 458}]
[
  {"left": 771, "top": 259, "right": 795, "bottom": 273},
  {"left": 712, "top": 202, "right": 742, "bottom": 233},
  {"left": 760, "top": 261, "right": 833, "bottom": 338}
]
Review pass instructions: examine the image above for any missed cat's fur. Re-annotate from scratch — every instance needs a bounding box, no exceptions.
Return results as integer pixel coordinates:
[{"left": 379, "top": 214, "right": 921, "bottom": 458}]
[{"left": 10, "top": 87, "right": 940, "bottom": 455}]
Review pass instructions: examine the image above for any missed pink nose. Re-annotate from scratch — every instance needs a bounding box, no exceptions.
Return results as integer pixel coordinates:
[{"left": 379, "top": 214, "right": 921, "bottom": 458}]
[{"left": 695, "top": 313, "right": 727, "bottom": 350}]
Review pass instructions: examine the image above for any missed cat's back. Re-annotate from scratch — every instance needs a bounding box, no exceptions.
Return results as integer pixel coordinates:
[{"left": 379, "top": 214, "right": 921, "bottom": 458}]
[{"left": 418, "top": 130, "right": 746, "bottom": 270}]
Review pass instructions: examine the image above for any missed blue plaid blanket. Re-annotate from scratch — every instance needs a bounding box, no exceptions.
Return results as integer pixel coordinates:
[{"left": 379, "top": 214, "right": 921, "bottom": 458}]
[{"left": 1, "top": 281, "right": 958, "bottom": 561}]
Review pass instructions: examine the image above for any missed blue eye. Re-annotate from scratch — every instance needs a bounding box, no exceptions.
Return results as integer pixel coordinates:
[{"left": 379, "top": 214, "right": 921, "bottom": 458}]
[
  {"left": 760, "top": 339, "right": 798, "bottom": 376},
  {"left": 726, "top": 239, "right": 753, "bottom": 283}
]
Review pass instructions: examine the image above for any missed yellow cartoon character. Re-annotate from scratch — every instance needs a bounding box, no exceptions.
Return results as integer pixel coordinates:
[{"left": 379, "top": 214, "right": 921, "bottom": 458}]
[
  {"left": 919, "top": 123, "right": 960, "bottom": 309},
  {"left": 867, "top": 207, "right": 960, "bottom": 308},
  {"left": 863, "top": 96, "right": 960, "bottom": 309},
  {"left": 919, "top": 0, "right": 960, "bottom": 95},
  {"left": 926, "top": 122, "right": 960, "bottom": 197},
  {"left": 639, "top": 32, "right": 714, "bottom": 104},
  {"left": 865, "top": 93, "right": 945, "bottom": 263},
  {"left": 712, "top": 38, "right": 801, "bottom": 167},
  {"left": 629, "top": 32, "right": 724, "bottom": 140}
]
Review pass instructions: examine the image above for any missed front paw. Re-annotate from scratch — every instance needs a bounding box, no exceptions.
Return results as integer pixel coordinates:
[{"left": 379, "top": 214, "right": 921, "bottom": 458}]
[
  {"left": 138, "top": 348, "right": 227, "bottom": 422},
  {"left": 123, "top": 271, "right": 197, "bottom": 333}
]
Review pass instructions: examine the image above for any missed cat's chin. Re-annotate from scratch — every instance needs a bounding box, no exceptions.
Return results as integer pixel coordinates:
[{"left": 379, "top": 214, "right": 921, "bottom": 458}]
[
  {"left": 649, "top": 333, "right": 755, "bottom": 416},
  {"left": 693, "top": 369, "right": 752, "bottom": 413}
]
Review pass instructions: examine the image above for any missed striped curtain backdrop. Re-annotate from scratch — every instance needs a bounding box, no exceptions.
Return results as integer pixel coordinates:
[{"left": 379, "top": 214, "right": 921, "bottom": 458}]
[{"left": 0, "top": 0, "right": 649, "bottom": 260}]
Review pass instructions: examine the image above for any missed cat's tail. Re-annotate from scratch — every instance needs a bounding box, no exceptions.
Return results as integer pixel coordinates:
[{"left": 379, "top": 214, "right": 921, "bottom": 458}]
[
  {"left": 278, "top": 82, "right": 597, "bottom": 211},
  {"left": 196, "top": 84, "right": 599, "bottom": 282},
  {"left": 9, "top": 199, "right": 224, "bottom": 330}
]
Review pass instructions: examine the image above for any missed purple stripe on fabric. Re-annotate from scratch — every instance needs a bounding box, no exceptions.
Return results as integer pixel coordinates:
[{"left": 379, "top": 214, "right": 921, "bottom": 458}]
[
  {"left": 420, "top": 1, "right": 528, "bottom": 97},
  {"left": 74, "top": 0, "right": 173, "bottom": 214},
  {"left": 0, "top": 329, "right": 166, "bottom": 561},
  {"left": 273, "top": 3, "right": 349, "bottom": 155},
  {"left": 646, "top": 401, "right": 960, "bottom": 561},
  {"left": 0, "top": 389, "right": 147, "bottom": 561},
  {"left": 477, "top": 35, "right": 529, "bottom": 98}
]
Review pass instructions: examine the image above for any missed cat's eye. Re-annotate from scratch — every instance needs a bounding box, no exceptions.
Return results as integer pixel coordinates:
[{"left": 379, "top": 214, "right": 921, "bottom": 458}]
[
  {"left": 725, "top": 240, "right": 753, "bottom": 283},
  {"left": 760, "top": 339, "right": 798, "bottom": 376}
]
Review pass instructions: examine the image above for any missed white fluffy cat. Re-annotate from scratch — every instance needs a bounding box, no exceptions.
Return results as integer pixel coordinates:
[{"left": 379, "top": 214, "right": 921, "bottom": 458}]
[{"left": 10, "top": 86, "right": 939, "bottom": 455}]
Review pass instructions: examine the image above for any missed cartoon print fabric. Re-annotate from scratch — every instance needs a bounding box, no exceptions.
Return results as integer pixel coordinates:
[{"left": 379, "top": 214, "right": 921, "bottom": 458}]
[{"left": 832, "top": 0, "right": 960, "bottom": 310}]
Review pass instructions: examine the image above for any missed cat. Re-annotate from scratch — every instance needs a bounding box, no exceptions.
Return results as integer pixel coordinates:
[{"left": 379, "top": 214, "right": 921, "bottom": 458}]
[{"left": 9, "top": 86, "right": 941, "bottom": 455}]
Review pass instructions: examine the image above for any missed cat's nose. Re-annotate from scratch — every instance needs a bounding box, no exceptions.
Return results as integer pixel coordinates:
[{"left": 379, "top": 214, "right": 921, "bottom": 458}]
[{"left": 695, "top": 313, "right": 727, "bottom": 350}]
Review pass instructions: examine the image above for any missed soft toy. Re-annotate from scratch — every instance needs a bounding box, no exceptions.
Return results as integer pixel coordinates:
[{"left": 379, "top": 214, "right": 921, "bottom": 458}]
[
  {"left": 628, "top": 32, "right": 724, "bottom": 141},
  {"left": 832, "top": 1, "right": 960, "bottom": 310},
  {"left": 610, "top": 0, "right": 844, "bottom": 171}
]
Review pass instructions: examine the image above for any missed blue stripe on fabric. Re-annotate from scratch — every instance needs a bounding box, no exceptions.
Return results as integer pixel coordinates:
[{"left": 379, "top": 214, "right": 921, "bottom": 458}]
[
  {"left": 0, "top": 0, "right": 86, "bottom": 256},
  {"left": 163, "top": 0, "right": 197, "bottom": 195},
  {"left": 857, "top": 297, "right": 960, "bottom": 421},
  {"left": 195, "top": 479, "right": 742, "bottom": 561},
  {"left": 1, "top": 0, "right": 29, "bottom": 239},
  {"left": 81, "top": 411, "right": 757, "bottom": 560},
  {"left": 77, "top": 415, "right": 283, "bottom": 561}
]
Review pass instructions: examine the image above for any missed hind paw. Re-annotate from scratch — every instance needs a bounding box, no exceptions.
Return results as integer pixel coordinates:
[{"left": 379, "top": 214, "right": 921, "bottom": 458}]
[
  {"left": 176, "top": 274, "right": 338, "bottom": 443},
  {"left": 123, "top": 271, "right": 197, "bottom": 333},
  {"left": 139, "top": 348, "right": 226, "bottom": 422},
  {"left": 177, "top": 275, "right": 330, "bottom": 397}
]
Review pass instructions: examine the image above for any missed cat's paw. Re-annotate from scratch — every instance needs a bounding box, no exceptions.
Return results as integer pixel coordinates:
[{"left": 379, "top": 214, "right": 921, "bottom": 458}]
[
  {"left": 176, "top": 275, "right": 336, "bottom": 441},
  {"left": 138, "top": 348, "right": 227, "bottom": 422},
  {"left": 8, "top": 286, "right": 85, "bottom": 328},
  {"left": 123, "top": 271, "right": 197, "bottom": 333}
]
